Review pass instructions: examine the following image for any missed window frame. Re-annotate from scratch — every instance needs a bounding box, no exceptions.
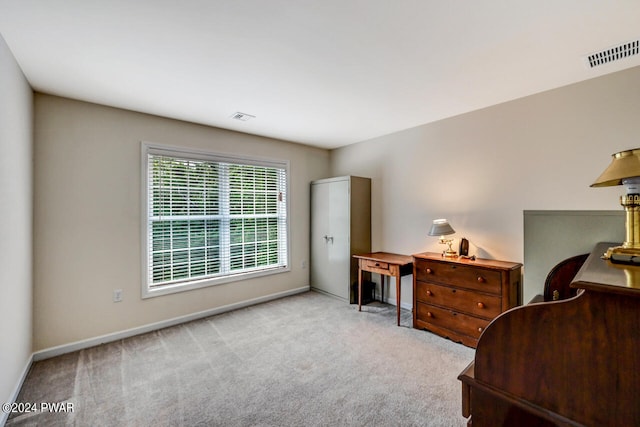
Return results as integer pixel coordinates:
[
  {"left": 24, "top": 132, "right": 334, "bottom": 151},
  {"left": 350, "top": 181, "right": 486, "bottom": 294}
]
[{"left": 141, "top": 142, "right": 290, "bottom": 299}]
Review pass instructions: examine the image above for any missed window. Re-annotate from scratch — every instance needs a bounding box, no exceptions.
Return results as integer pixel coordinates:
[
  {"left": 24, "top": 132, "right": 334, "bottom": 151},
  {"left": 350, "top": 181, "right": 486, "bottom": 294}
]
[{"left": 142, "top": 143, "right": 289, "bottom": 297}]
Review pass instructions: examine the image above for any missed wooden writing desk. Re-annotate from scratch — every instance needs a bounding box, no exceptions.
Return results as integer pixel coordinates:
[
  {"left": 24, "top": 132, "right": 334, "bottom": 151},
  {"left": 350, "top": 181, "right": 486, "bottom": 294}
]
[
  {"left": 458, "top": 242, "right": 640, "bottom": 426},
  {"left": 353, "top": 252, "right": 413, "bottom": 326}
]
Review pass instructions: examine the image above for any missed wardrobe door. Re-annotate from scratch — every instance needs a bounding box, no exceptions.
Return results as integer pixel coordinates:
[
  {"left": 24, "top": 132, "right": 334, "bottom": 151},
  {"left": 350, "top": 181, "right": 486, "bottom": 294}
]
[
  {"left": 310, "top": 179, "right": 334, "bottom": 296},
  {"left": 310, "top": 176, "right": 370, "bottom": 301},
  {"left": 326, "top": 178, "right": 350, "bottom": 299}
]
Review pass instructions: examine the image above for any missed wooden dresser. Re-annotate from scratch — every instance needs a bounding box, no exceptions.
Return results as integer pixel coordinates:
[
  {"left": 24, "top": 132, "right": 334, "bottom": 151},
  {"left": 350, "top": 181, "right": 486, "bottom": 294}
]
[
  {"left": 458, "top": 242, "right": 640, "bottom": 426},
  {"left": 412, "top": 253, "right": 522, "bottom": 348}
]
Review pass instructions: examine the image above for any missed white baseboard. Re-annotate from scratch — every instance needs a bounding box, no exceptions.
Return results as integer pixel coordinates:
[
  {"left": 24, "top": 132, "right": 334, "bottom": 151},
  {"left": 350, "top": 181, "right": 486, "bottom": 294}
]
[
  {"left": 33, "top": 286, "right": 309, "bottom": 362},
  {"left": 1, "top": 354, "right": 34, "bottom": 427},
  {"left": 383, "top": 297, "right": 413, "bottom": 311}
]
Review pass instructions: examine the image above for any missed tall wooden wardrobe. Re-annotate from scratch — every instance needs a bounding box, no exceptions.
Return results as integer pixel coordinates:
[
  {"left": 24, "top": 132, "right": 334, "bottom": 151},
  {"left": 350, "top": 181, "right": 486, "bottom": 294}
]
[{"left": 310, "top": 176, "right": 371, "bottom": 302}]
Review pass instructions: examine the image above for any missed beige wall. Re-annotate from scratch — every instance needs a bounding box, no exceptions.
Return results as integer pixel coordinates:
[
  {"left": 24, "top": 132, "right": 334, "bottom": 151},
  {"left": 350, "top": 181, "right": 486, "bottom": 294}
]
[
  {"left": 33, "top": 94, "right": 330, "bottom": 351},
  {"left": 331, "top": 65, "right": 640, "bottom": 304},
  {"left": 23, "top": 61, "right": 640, "bottom": 351},
  {"left": 0, "top": 35, "right": 33, "bottom": 409}
]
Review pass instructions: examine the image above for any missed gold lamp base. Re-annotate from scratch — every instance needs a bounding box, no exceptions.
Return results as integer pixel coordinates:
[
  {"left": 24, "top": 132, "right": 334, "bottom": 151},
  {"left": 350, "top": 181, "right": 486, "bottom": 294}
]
[
  {"left": 439, "top": 238, "right": 457, "bottom": 258},
  {"left": 603, "top": 194, "right": 640, "bottom": 263},
  {"left": 604, "top": 245, "right": 640, "bottom": 257},
  {"left": 602, "top": 245, "right": 640, "bottom": 263}
]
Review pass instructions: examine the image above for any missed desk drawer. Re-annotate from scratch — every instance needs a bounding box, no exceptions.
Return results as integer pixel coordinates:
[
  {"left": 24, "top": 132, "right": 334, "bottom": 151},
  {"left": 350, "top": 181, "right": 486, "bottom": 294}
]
[
  {"left": 416, "top": 302, "right": 490, "bottom": 340},
  {"left": 364, "top": 260, "right": 389, "bottom": 270},
  {"left": 414, "top": 259, "right": 501, "bottom": 294},
  {"left": 415, "top": 281, "right": 501, "bottom": 319},
  {"left": 361, "top": 259, "right": 399, "bottom": 276}
]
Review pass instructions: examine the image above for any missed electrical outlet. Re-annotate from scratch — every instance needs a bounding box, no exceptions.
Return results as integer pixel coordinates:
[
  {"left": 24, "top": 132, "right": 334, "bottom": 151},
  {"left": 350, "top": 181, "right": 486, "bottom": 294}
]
[
  {"left": 113, "top": 289, "right": 123, "bottom": 302},
  {"left": 301, "top": 260, "right": 307, "bottom": 269}
]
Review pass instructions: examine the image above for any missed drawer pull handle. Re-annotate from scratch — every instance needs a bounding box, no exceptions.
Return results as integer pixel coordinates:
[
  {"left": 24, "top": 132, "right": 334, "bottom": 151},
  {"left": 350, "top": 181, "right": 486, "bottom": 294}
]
[
  {"left": 426, "top": 311, "right": 433, "bottom": 318},
  {"left": 451, "top": 289, "right": 456, "bottom": 293},
  {"left": 426, "top": 290, "right": 433, "bottom": 296},
  {"left": 375, "top": 263, "right": 379, "bottom": 266},
  {"left": 477, "top": 276, "right": 485, "bottom": 283},
  {"left": 477, "top": 302, "right": 485, "bottom": 309},
  {"left": 478, "top": 327, "right": 483, "bottom": 332},
  {"left": 425, "top": 268, "right": 433, "bottom": 274}
]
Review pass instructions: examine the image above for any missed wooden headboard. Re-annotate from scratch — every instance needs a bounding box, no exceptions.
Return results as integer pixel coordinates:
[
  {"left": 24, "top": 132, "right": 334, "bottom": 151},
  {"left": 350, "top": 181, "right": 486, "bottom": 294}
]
[{"left": 522, "top": 210, "right": 624, "bottom": 303}]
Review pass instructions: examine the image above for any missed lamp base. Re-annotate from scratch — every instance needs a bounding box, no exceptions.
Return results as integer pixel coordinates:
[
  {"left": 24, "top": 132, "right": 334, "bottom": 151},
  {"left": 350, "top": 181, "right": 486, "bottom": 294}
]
[
  {"left": 439, "top": 239, "right": 457, "bottom": 258},
  {"left": 602, "top": 245, "right": 640, "bottom": 264},
  {"left": 442, "top": 249, "right": 458, "bottom": 258}
]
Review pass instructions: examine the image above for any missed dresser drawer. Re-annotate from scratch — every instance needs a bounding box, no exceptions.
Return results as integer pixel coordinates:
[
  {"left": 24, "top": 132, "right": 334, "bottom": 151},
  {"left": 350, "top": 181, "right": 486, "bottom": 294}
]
[
  {"left": 414, "top": 258, "right": 501, "bottom": 294},
  {"left": 415, "top": 281, "right": 501, "bottom": 319},
  {"left": 416, "top": 302, "right": 490, "bottom": 340}
]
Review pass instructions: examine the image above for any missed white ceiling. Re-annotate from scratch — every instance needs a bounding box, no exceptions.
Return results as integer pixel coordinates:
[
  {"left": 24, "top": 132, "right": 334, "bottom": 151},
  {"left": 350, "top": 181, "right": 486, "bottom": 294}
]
[{"left": 1, "top": 1, "right": 640, "bottom": 149}]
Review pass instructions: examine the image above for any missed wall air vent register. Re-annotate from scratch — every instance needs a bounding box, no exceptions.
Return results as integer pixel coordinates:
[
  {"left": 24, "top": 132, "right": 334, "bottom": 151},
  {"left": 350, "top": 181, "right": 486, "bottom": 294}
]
[
  {"left": 585, "top": 39, "right": 639, "bottom": 68},
  {"left": 231, "top": 112, "right": 255, "bottom": 121}
]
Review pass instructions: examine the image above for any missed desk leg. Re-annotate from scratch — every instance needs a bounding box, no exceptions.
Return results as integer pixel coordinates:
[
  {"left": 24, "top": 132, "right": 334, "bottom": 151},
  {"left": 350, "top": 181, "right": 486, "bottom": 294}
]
[
  {"left": 461, "top": 382, "right": 471, "bottom": 418},
  {"left": 358, "top": 265, "right": 362, "bottom": 312},
  {"left": 396, "top": 272, "right": 401, "bottom": 326},
  {"left": 381, "top": 275, "right": 385, "bottom": 304}
]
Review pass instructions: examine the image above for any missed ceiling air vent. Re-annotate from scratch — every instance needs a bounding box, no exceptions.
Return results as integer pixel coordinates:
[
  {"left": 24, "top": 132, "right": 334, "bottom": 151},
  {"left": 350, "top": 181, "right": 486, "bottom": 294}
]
[
  {"left": 584, "top": 39, "right": 639, "bottom": 68},
  {"left": 231, "top": 112, "right": 255, "bottom": 121}
]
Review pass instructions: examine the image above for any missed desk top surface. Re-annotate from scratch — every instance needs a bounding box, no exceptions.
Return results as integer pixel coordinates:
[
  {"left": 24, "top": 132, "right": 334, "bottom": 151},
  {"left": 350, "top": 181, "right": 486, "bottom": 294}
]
[
  {"left": 353, "top": 252, "right": 413, "bottom": 266},
  {"left": 572, "top": 241, "right": 640, "bottom": 297}
]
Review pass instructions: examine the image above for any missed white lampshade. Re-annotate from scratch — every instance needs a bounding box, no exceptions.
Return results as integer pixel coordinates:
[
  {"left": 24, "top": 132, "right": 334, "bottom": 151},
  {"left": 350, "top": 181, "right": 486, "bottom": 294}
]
[{"left": 428, "top": 219, "right": 455, "bottom": 236}]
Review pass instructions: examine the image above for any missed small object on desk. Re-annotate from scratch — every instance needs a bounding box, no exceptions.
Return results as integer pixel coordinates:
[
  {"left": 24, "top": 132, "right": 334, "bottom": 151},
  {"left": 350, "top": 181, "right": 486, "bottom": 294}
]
[
  {"left": 353, "top": 252, "right": 413, "bottom": 326},
  {"left": 609, "top": 253, "right": 640, "bottom": 265},
  {"left": 459, "top": 237, "right": 469, "bottom": 257}
]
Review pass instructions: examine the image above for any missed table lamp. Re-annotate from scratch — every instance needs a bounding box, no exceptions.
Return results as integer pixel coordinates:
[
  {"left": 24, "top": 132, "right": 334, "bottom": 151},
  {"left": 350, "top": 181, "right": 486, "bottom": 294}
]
[
  {"left": 428, "top": 219, "right": 457, "bottom": 257},
  {"left": 591, "top": 147, "right": 640, "bottom": 261}
]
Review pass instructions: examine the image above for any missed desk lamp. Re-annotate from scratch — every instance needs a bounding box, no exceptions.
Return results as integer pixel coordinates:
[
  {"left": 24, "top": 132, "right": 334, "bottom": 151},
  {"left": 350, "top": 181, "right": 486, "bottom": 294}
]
[
  {"left": 428, "top": 219, "right": 456, "bottom": 257},
  {"left": 591, "top": 148, "right": 640, "bottom": 261}
]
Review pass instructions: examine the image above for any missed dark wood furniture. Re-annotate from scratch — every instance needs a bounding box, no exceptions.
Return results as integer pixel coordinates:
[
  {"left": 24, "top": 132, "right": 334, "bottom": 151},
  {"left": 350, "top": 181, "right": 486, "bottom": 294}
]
[
  {"left": 458, "top": 242, "right": 640, "bottom": 426},
  {"left": 412, "top": 253, "right": 522, "bottom": 348},
  {"left": 529, "top": 253, "right": 589, "bottom": 303},
  {"left": 354, "top": 252, "right": 413, "bottom": 326}
]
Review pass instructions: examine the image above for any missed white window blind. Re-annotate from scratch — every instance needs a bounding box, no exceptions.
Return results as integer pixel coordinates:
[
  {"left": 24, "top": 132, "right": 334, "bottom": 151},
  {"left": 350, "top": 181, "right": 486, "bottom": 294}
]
[{"left": 143, "top": 144, "right": 288, "bottom": 295}]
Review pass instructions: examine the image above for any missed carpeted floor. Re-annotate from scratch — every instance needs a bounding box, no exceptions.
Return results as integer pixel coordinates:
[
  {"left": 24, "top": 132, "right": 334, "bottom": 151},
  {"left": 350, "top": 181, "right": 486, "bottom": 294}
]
[{"left": 7, "top": 291, "right": 475, "bottom": 426}]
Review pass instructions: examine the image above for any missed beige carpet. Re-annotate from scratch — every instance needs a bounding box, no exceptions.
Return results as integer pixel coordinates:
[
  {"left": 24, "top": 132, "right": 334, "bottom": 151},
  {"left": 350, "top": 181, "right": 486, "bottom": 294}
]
[{"left": 8, "top": 291, "right": 474, "bottom": 426}]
